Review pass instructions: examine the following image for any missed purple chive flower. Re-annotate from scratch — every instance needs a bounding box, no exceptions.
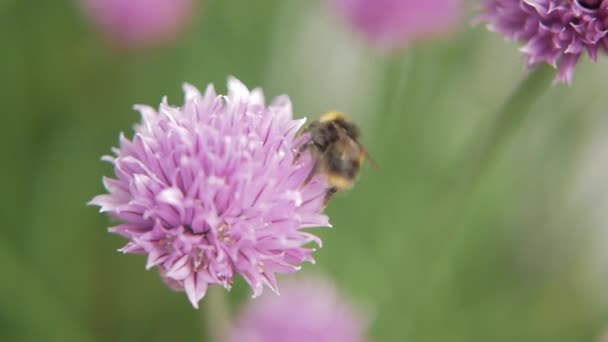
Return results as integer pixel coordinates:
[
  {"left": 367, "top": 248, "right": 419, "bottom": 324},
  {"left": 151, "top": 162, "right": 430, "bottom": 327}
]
[
  {"left": 478, "top": 0, "right": 608, "bottom": 84},
  {"left": 330, "top": 0, "right": 461, "bottom": 49},
  {"left": 79, "top": 0, "right": 195, "bottom": 48},
  {"left": 228, "top": 276, "right": 368, "bottom": 342},
  {"left": 89, "top": 78, "right": 331, "bottom": 308}
]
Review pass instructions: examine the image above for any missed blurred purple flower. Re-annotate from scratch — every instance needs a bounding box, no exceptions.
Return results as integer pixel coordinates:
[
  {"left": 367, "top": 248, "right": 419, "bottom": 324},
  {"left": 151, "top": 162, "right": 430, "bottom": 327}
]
[
  {"left": 79, "top": 0, "right": 195, "bottom": 48},
  {"left": 228, "top": 276, "right": 368, "bottom": 342},
  {"left": 90, "top": 78, "right": 331, "bottom": 308},
  {"left": 330, "top": 0, "right": 461, "bottom": 49},
  {"left": 478, "top": 0, "right": 608, "bottom": 84}
]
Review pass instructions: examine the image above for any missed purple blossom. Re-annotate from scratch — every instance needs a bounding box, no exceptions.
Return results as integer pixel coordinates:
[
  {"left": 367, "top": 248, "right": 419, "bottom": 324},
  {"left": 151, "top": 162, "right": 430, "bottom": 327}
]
[
  {"left": 478, "top": 0, "right": 608, "bottom": 84},
  {"left": 227, "top": 276, "right": 368, "bottom": 342},
  {"left": 79, "top": 0, "right": 196, "bottom": 48},
  {"left": 330, "top": 0, "right": 461, "bottom": 49},
  {"left": 90, "top": 78, "right": 331, "bottom": 308}
]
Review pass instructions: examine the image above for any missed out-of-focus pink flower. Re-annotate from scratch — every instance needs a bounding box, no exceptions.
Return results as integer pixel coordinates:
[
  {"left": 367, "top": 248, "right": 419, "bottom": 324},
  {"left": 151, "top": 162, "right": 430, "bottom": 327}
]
[
  {"left": 478, "top": 0, "right": 608, "bottom": 84},
  {"left": 79, "top": 0, "right": 196, "bottom": 48},
  {"left": 228, "top": 276, "right": 368, "bottom": 342},
  {"left": 330, "top": 0, "right": 461, "bottom": 49},
  {"left": 90, "top": 78, "right": 331, "bottom": 308}
]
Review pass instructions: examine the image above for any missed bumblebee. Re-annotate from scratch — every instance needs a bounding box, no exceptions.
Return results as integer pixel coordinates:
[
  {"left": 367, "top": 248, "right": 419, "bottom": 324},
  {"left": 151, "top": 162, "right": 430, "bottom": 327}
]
[{"left": 294, "top": 112, "right": 376, "bottom": 205}]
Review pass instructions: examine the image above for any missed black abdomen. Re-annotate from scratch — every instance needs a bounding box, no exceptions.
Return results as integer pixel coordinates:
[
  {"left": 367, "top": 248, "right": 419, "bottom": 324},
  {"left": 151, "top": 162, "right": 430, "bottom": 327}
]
[{"left": 326, "top": 149, "right": 360, "bottom": 179}]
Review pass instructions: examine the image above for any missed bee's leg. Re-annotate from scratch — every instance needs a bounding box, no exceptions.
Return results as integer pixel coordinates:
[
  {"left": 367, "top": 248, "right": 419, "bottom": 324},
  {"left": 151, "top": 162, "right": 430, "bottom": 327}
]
[
  {"left": 360, "top": 144, "right": 379, "bottom": 171},
  {"left": 300, "top": 161, "right": 319, "bottom": 189},
  {"left": 323, "top": 187, "right": 338, "bottom": 207},
  {"left": 293, "top": 141, "right": 312, "bottom": 165}
]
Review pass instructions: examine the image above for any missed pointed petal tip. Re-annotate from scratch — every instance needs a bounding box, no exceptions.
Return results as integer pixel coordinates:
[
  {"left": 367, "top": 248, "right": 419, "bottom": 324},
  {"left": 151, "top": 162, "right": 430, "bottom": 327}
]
[
  {"left": 227, "top": 76, "right": 250, "bottom": 99},
  {"left": 226, "top": 75, "right": 241, "bottom": 84},
  {"left": 87, "top": 196, "right": 113, "bottom": 212},
  {"left": 267, "top": 284, "right": 280, "bottom": 296},
  {"left": 100, "top": 155, "right": 115, "bottom": 163},
  {"left": 182, "top": 83, "right": 202, "bottom": 100},
  {"left": 250, "top": 284, "right": 264, "bottom": 299},
  {"left": 187, "top": 294, "right": 201, "bottom": 309},
  {"left": 145, "top": 257, "right": 160, "bottom": 270},
  {"left": 184, "top": 277, "right": 206, "bottom": 309},
  {"left": 182, "top": 82, "right": 196, "bottom": 90}
]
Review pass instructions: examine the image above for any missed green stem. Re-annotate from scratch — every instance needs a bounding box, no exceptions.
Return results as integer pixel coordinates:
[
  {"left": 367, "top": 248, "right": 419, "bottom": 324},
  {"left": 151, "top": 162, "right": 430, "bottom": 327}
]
[
  {"left": 203, "top": 286, "right": 231, "bottom": 342},
  {"left": 380, "top": 54, "right": 414, "bottom": 124},
  {"left": 463, "top": 64, "right": 554, "bottom": 182},
  {"left": 372, "top": 53, "right": 416, "bottom": 165},
  {"left": 440, "top": 64, "right": 555, "bottom": 268},
  {"left": 405, "top": 65, "right": 555, "bottom": 335},
  {"left": 0, "top": 237, "right": 95, "bottom": 342}
]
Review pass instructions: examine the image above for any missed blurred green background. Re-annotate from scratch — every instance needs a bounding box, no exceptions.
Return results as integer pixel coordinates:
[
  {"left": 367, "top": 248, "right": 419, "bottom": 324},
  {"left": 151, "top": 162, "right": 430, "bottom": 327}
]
[{"left": 3, "top": 0, "right": 608, "bottom": 341}]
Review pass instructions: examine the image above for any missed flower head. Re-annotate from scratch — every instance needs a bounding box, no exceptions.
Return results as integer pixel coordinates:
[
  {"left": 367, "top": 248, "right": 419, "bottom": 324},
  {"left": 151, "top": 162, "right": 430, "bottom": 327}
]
[
  {"left": 90, "top": 78, "right": 330, "bottom": 308},
  {"left": 79, "top": 0, "right": 195, "bottom": 48},
  {"left": 330, "top": 0, "right": 461, "bottom": 49},
  {"left": 478, "top": 0, "right": 608, "bottom": 84},
  {"left": 228, "top": 275, "right": 368, "bottom": 342}
]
